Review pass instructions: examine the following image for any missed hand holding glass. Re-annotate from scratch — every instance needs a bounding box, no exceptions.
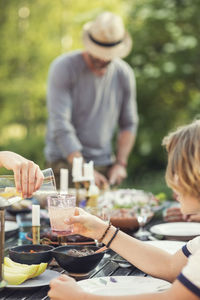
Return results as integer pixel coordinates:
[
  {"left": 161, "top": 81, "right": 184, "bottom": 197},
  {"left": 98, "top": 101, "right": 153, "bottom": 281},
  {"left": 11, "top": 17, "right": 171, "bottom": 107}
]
[{"left": 48, "top": 194, "right": 76, "bottom": 236}]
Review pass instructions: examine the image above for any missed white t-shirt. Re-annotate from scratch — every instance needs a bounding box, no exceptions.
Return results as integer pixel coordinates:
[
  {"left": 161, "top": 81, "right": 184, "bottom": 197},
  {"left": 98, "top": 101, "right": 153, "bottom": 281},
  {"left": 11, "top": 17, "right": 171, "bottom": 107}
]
[{"left": 178, "top": 236, "right": 200, "bottom": 297}]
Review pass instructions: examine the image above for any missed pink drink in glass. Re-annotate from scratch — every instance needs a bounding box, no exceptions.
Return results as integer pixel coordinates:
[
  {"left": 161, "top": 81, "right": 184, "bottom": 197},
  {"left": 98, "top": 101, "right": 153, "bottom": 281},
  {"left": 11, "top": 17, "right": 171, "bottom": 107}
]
[{"left": 48, "top": 194, "right": 76, "bottom": 236}]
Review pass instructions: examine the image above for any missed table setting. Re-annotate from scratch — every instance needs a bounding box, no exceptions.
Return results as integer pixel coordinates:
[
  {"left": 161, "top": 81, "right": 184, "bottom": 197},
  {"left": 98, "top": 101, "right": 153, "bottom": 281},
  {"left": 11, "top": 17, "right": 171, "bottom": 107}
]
[
  {"left": 149, "top": 222, "right": 200, "bottom": 241},
  {"left": 78, "top": 276, "right": 171, "bottom": 296},
  {"left": 0, "top": 158, "right": 198, "bottom": 299}
]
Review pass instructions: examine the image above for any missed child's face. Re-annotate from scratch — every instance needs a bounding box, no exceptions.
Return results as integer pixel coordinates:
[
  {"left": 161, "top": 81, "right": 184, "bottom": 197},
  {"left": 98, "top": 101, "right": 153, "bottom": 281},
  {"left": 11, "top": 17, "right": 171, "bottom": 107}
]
[{"left": 175, "top": 192, "right": 200, "bottom": 215}]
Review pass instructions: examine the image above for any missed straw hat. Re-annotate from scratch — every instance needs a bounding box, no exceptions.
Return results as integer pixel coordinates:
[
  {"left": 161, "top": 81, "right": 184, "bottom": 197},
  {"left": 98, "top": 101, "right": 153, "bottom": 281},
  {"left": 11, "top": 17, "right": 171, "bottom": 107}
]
[{"left": 82, "top": 12, "right": 132, "bottom": 60}]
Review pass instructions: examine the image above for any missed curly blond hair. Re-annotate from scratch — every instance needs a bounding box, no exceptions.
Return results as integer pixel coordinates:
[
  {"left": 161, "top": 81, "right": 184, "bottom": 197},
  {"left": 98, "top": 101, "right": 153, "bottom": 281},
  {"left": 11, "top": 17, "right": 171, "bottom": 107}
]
[{"left": 162, "top": 120, "right": 200, "bottom": 198}]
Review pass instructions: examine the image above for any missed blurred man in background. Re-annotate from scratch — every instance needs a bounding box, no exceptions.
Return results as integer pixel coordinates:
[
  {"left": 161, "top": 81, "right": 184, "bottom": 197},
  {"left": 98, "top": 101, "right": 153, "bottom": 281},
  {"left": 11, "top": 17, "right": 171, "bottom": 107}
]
[{"left": 45, "top": 11, "right": 138, "bottom": 188}]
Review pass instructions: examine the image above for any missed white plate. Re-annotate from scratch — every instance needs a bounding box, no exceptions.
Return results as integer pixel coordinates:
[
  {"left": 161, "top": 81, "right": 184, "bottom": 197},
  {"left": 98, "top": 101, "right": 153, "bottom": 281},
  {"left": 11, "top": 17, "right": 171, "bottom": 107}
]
[
  {"left": 150, "top": 222, "right": 200, "bottom": 239},
  {"left": 5, "top": 221, "right": 19, "bottom": 233},
  {"left": 145, "top": 240, "right": 185, "bottom": 254},
  {"left": 78, "top": 276, "right": 171, "bottom": 296},
  {"left": 6, "top": 269, "right": 60, "bottom": 289}
]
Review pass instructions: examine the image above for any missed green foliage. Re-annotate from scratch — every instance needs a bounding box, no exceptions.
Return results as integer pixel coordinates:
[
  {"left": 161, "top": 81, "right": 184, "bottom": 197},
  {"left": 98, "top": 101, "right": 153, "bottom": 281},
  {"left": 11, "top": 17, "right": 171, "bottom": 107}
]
[{"left": 125, "top": 0, "right": 200, "bottom": 175}]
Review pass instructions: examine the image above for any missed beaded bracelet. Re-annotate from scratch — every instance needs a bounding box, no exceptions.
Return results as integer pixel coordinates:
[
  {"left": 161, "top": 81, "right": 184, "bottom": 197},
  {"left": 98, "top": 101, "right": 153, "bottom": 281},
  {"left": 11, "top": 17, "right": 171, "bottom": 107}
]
[
  {"left": 98, "top": 221, "right": 112, "bottom": 243},
  {"left": 106, "top": 227, "right": 120, "bottom": 248}
]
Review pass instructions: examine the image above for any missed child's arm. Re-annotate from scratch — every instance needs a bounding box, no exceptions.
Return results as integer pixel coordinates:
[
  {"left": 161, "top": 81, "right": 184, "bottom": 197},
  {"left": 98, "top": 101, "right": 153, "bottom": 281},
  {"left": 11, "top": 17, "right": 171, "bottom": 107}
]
[
  {"left": 68, "top": 209, "right": 188, "bottom": 282},
  {"left": 102, "top": 226, "right": 187, "bottom": 283}
]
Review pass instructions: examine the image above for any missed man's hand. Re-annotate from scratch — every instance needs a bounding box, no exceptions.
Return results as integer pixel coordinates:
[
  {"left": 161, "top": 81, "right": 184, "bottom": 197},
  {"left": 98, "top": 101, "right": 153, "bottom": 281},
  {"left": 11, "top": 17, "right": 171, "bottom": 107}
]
[
  {"left": 108, "top": 164, "right": 127, "bottom": 186},
  {"left": 0, "top": 151, "right": 44, "bottom": 198},
  {"left": 48, "top": 274, "right": 86, "bottom": 300},
  {"left": 94, "top": 169, "right": 109, "bottom": 188},
  {"left": 67, "top": 151, "right": 82, "bottom": 164}
]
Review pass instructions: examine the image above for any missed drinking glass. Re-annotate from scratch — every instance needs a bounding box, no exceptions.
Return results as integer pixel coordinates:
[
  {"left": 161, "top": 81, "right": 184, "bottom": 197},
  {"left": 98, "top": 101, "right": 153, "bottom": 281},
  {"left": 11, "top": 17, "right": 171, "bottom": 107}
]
[
  {"left": 0, "top": 168, "right": 57, "bottom": 208},
  {"left": 47, "top": 194, "right": 76, "bottom": 236},
  {"left": 134, "top": 204, "right": 153, "bottom": 239}
]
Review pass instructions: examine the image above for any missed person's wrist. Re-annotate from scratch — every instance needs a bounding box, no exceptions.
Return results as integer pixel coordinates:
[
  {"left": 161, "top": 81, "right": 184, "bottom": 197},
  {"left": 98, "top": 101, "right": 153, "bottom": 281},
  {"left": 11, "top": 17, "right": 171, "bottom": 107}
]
[
  {"left": 115, "top": 159, "right": 127, "bottom": 168},
  {"left": 102, "top": 225, "right": 116, "bottom": 245},
  {"left": 96, "top": 221, "right": 110, "bottom": 241},
  {"left": 98, "top": 221, "right": 112, "bottom": 243}
]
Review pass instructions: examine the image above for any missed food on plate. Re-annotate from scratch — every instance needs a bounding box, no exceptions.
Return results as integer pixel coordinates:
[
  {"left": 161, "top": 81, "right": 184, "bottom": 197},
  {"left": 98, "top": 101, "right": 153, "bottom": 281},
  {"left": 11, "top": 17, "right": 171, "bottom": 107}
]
[
  {"left": 67, "top": 248, "right": 95, "bottom": 257},
  {"left": 98, "top": 189, "right": 157, "bottom": 209},
  {"left": 3, "top": 257, "right": 47, "bottom": 285},
  {"left": 31, "top": 262, "right": 48, "bottom": 278},
  {"left": 110, "top": 208, "right": 139, "bottom": 231},
  {"left": 0, "top": 187, "right": 22, "bottom": 199},
  {"left": 111, "top": 208, "right": 135, "bottom": 218},
  {"left": 155, "top": 192, "right": 167, "bottom": 203},
  {"left": 29, "top": 250, "right": 36, "bottom": 253},
  {"left": 3, "top": 271, "right": 28, "bottom": 285},
  {"left": 0, "top": 187, "right": 32, "bottom": 211},
  {"left": 21, "top": 249, "right": 41, "bottom": 253},
  {"left": 97, "top": 189, "right": 158, "bottom": 231},
  {"left": 11, "top": 199, "right": 32, "bottom": 210}
]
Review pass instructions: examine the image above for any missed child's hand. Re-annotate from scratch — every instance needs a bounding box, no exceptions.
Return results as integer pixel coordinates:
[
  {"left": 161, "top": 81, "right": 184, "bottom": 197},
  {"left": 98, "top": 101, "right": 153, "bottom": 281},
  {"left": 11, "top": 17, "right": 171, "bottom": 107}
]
[
  {"left": 65, "top": 207, "right": 108, "bottom": 241},
  {"left": 164, "top": 207, "right": 186, "bottom": 222},
  {"left": 187, "top": 214, "right": 200, "bottom": 222},
  {"left": 164, "top": 207, "right": 200, "bottom": 222},
  {"left": 48, "top": 274, "right": 86, "bottom": 300}
]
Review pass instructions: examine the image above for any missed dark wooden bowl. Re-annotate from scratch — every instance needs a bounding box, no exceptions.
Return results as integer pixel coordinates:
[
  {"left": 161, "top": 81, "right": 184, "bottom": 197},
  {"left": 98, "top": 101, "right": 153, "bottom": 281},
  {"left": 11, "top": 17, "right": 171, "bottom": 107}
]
[
  {"left": 52, "top": 245, "right": 105, "bottom": 274},
  {"left": 9, "top": 244, "right": 54, "bottom": 265}
]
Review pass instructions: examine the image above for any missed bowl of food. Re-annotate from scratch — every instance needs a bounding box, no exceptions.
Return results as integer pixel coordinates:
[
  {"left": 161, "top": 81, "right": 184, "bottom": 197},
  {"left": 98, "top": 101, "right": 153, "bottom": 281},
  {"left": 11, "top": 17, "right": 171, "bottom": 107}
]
[
  {"left": 110, "top": 208, "right": 139, "bottom": 231},
  {"left": 9, "top": 244, "right": 54, "bottom": 265},
  {"left": 6, "top": 199, "right": 32, "bottom": 216},
  {"left": 98, "top": 189, "right": 157, "bottom": 231},
  {"left": 52, "top": 245, "right": 105, "bottom": 274}
]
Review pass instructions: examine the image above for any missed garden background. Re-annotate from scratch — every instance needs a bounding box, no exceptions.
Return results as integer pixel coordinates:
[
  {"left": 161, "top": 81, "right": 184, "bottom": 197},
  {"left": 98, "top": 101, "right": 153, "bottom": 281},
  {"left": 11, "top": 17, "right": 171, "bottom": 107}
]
[{"left": 0, "top": 0, "right": 200, "bottom": 197}]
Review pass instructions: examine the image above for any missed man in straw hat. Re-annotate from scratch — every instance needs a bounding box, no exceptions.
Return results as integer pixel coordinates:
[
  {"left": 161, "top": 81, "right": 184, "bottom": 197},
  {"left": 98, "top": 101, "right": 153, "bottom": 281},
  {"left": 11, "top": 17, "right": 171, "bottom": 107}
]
[{"left": 45, "top": 11, "right": 139, "bottom": 188}]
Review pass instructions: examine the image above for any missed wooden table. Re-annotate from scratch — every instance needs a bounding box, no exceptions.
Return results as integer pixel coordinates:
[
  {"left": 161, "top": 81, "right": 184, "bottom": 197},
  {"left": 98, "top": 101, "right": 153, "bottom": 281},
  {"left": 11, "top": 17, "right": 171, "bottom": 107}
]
[{"left": 0, "top": 216, "right": 162, "bottom": 300}]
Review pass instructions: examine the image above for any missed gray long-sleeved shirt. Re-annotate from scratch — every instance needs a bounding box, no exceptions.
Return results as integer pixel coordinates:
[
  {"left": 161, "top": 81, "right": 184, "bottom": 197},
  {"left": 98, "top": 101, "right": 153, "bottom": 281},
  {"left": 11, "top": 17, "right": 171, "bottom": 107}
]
[{"left": 45, "top": 50, "right": 139, "bottom": 166}]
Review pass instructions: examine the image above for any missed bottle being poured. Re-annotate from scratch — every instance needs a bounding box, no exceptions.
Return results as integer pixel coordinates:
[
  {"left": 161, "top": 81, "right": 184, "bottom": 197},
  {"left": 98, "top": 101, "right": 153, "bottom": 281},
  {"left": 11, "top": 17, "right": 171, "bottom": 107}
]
[{"left": 0, "top": 168, "right": 57, "bottom": 209}]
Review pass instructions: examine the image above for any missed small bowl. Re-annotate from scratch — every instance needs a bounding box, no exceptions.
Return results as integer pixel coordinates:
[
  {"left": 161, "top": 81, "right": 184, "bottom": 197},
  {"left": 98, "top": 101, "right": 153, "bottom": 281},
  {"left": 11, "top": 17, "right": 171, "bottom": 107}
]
[
  {"left": 7, "top": 207, "right": 31, "bottom": 216},
  {"left": 9, "top": 244, "right": 54, "bottom": 265},
  {"left": 52, "top": 245, "right": 105, "bottom": 274},
  {"left": 110, "top": 208, "right": 139, "bottom": 232}
]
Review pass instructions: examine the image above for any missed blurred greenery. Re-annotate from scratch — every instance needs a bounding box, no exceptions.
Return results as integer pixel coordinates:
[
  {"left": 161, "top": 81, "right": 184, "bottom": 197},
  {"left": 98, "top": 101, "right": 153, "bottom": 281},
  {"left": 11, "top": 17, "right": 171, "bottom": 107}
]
[
  {"left": 125, "top": 0, "right": 200, "bottom": 195},
  {"left": 0, "top": 0, "right": 200, "bottom": 196},
  {"left": 122, "top": 170, "right": 172, "bottom": 199},
  {"left": 125, "top": 0, "right": 200, "bottom": 175}
]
